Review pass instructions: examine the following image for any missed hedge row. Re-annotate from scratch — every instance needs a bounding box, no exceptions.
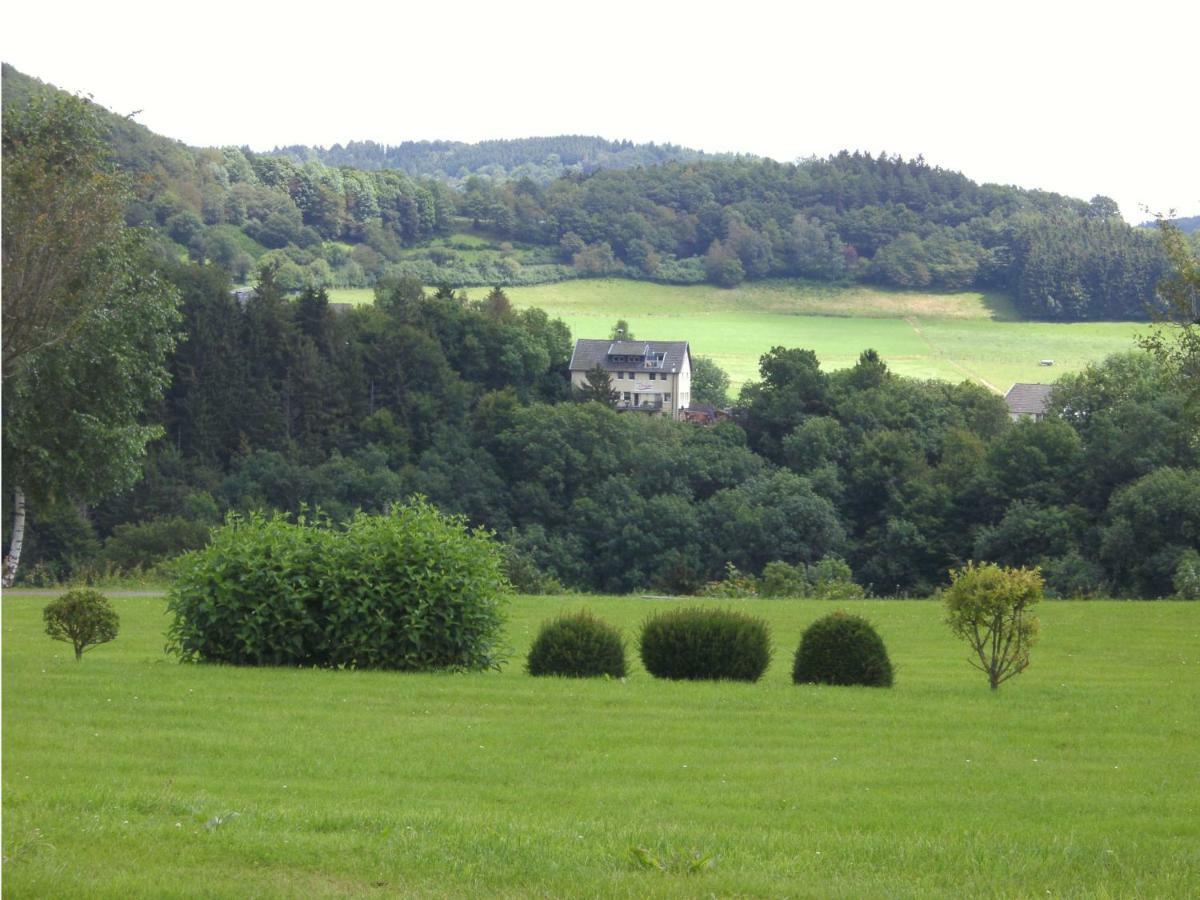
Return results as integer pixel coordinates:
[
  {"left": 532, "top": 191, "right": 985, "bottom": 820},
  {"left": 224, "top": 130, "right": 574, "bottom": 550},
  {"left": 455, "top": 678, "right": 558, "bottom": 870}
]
[{"left": 166, "top": 500, "right": 508, "bottom": 671}]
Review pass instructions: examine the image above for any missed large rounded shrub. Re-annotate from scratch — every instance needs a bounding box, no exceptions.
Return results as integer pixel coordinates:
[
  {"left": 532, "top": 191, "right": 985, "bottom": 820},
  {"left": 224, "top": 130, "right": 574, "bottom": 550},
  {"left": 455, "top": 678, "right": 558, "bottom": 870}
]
[
  {"left": 792, "top": 612, "right": 893, "bottom": 687},
  {"left": 526, "top": 610, "right": 626, "bottom": 678},
  {"left": 166, "top": 499, "right": 509, "bottom": 671},
  {"left": 639, "top": 607, "right": 771, "bottom": 682}
]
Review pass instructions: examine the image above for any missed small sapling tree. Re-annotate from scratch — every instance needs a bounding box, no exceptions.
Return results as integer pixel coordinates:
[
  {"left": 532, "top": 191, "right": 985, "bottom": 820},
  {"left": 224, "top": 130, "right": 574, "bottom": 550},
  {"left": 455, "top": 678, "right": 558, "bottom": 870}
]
[
  {"left": 43, "top": 589, "right": 120, "bottom": 661},
  {"left": 943, "top": 562, "right": 1042, "bottom": 689},
  {"left": 577, "top": 364, "right": 619, "bottom": 405}
]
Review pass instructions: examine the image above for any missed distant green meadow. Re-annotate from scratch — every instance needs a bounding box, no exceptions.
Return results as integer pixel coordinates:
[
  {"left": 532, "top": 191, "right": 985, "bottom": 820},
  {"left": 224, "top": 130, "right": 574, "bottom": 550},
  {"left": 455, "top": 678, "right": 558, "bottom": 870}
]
[
  {"left": 3, "top": 592, "right": 1197, "bottom": 897},
  {"left": 330, "top": 279, "right": 1145, "bottom": 392}
]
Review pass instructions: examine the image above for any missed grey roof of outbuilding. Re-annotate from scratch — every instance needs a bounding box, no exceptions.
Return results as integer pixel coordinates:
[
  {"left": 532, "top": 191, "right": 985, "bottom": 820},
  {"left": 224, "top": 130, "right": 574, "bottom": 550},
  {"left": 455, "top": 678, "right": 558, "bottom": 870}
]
[
  {"left": 1004, "top": 383, "right": 1055, "bottom": 415},
  {"left": 568, "top": 339, "right": 690, "bottom": 374}
]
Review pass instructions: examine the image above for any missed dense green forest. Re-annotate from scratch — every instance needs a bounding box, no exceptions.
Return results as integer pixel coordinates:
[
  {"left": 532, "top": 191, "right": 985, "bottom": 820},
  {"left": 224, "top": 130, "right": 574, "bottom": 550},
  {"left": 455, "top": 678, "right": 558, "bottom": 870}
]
[
  {"left": 5, "top": 65, "right": 1198, "bottom": 599},
  {"left": 14, "top": 264, "right": 1200, "bottom": 598},
  {"left": 3, "top": 64, "right": 1188, "bottom": 321}
]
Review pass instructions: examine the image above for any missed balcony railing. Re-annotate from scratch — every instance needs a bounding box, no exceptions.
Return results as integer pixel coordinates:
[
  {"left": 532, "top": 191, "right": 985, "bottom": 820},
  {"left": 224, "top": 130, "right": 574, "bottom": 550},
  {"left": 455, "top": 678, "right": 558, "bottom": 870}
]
[{"left": 615, "top": 400, "right": 663, "bottom": 411}]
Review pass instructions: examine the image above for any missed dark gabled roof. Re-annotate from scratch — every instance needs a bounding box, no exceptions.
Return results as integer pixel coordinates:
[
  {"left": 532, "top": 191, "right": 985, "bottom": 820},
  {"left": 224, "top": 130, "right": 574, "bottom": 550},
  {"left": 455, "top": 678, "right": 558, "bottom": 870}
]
[
  {"left": 1004, "top": 383, "right": 1055, "bottom": 416},
  {"left": 568, "top": 339, "right": 690, "bottom": 374},
  {"left": 686, "top": 402, "right": 716, "bottom": 416}
]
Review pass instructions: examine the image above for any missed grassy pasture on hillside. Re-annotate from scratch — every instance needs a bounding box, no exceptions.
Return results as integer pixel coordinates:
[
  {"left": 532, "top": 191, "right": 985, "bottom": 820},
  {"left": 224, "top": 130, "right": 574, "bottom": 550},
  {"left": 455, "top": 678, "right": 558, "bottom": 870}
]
[
  {"left": 3, "top": 593, "right": 1197, "bottom": 897},
  {"left": 505, "top": 279, "right": 1144, "bottom": 391},
  {"left": 330, "top": 279, "right": 1144, "bottom": 391}
]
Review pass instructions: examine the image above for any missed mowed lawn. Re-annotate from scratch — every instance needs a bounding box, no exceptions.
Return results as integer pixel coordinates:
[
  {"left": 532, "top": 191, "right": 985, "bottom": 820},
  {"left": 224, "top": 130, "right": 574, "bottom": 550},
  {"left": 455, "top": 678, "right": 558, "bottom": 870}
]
[{"left": 3, "top": 593, "right": 1198, "bottom": 898}]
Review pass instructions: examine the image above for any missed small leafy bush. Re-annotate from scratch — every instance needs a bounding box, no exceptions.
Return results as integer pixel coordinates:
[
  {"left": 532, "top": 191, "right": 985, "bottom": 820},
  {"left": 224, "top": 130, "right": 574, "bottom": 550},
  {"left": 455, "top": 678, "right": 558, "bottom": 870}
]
[
  {"left": 1174, "top": 549, "right": 1200, "bottom": 600},
  {"left": 807, "top": 556, "right": 867, "bottom": 600},
  {"left": 639, "top": 607, "right": 771, "bottom": 682},
  {"left": 43, "top": 589, "right": 120, "bottom": 661},
  {"left": 792, "top": 612, "right": 893, "bottom": 687},
  {"left": 697, "top": 562, "right": 758, "bottom": 598},
  {"left": 526, "top": 610, "right": 626, "bottom": 678},
  {"left": 758, "top": 561, "right": 808, "bottom": 598},
  {"left": 759, "top": 557, "right": 866, "bottom": 599},
  {"left": 166, "top": 499, "right": 509, "bottom": 671}
]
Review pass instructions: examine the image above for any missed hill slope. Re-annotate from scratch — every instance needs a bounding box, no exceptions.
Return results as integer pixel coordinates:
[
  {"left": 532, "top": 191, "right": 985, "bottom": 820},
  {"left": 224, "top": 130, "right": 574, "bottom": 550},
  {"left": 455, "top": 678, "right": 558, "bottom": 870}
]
[{"left": 2, "top": 64, "right": 1172, "bottom": 321}]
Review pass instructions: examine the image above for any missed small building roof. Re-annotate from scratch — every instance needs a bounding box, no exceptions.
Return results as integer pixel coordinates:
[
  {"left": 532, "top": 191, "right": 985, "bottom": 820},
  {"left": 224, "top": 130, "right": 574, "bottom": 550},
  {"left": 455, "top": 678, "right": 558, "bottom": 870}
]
[
  {"left": 569, "top": 339, "right": 690, "bottom": 374},
  {"left": 1004, "top": 383, "right": 1055, "bottom": 416}
]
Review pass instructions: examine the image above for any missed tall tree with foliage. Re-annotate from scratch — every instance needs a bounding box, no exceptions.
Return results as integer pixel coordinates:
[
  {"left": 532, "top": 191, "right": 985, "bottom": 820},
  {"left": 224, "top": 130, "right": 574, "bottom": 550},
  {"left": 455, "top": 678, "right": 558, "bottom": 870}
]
[
  {"left": 690, "top": 356, "right": 731, "bottom": 407},
  {"left": 1140, "top": 217, "right": 1200, "bottom": 400},
  {"left": 2, "top": 91, "right": 180, "bottom": 585}
]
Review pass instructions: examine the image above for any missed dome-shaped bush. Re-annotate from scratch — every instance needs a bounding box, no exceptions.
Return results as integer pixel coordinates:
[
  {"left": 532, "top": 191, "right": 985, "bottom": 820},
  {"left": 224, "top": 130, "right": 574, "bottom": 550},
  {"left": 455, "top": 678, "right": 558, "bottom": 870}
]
[
  {"left": 640, "top": 607, "right": 771, "bottom": 682},
  {"left": 527, "top": 610, "right": 626, "bottom": 678},
  {"left": 792, "top": 611, "right": 893, "bottom": 687}
]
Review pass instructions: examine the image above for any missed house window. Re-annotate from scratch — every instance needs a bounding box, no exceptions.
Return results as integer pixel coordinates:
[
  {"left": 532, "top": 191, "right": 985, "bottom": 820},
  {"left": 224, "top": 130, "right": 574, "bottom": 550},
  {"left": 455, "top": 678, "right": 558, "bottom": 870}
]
[
  {"left": 623, "top": 392, "right": 631, "bottom": 401},
  {"left": 665, "top": 393, "right": 671, "bottom": 404},
  {"left": 649, "top": 372, "right": 656, "bottom": 380}
]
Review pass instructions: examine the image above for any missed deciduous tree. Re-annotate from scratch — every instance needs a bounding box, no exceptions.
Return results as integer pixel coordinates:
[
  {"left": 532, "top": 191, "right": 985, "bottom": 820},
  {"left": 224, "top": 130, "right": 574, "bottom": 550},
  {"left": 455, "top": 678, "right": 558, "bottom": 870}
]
[
  {"left": 943, "top": 562, "right": 1042, "bottom": 689},
  {"left": 2, "top": 91, "right": 180, "bottom": 585}
]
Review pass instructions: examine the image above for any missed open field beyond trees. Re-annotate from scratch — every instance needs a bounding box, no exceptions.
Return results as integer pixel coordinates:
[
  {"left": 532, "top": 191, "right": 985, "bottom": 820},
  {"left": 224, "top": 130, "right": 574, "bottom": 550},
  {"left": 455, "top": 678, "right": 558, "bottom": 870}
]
[
  {"left": 3, "top": 592, "right": 1197, "bottom": 897},
  {"left": 330, "top": 278, "right": 1145, "bottom": 392}
]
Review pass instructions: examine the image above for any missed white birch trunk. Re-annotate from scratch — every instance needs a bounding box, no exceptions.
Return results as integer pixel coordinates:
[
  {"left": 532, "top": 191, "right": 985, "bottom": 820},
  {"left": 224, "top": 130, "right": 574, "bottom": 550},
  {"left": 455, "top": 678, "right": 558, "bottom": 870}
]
[{"left": 3, "top": 487, "right": 27, "bottom": 588}]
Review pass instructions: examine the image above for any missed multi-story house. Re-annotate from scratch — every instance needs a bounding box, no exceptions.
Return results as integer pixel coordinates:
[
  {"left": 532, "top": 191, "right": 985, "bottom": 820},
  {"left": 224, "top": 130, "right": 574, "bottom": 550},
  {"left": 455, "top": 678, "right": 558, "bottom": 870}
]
[{"left": 568, "top": 339, "right": 691, "bottom": 420}]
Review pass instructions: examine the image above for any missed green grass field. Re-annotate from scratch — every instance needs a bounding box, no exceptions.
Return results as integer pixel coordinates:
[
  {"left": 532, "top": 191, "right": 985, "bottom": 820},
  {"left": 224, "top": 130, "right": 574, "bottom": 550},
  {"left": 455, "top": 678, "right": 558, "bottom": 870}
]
[
  {"left": 504, "top": 279, "right": 1145, "bottom": 392},
  {"left": 4, "top": 592, "right": 1197, "bottom": 897},
  {"left": 330, "top": 278, "right": 1145, "bottom": 392}
]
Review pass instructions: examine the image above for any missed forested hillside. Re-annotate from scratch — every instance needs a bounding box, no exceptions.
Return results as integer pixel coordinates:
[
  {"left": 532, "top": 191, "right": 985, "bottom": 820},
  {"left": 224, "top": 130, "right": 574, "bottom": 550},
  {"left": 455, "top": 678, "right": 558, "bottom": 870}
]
[
  {"left": 6, "top": 64, "right": 1198, "bottom": 599},
  {"left": 3, "top": 64, "right": 1184, "bottom": 321},
  {"left": 1141, "top": 214, "right": 1200, "bottom": 235}
]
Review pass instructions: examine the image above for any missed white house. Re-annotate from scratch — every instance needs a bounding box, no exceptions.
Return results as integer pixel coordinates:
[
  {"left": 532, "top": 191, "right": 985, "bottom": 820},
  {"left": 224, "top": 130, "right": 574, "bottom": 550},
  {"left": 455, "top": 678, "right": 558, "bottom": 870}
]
[{"left": 568, "top": 339, "right": 692, "bottom": 420}]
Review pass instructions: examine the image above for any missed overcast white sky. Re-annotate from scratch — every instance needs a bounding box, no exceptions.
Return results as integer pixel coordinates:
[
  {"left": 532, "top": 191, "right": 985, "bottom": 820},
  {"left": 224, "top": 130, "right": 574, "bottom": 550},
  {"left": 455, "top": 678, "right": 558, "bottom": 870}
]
[{"left": 4, "top": 0, "right": 1196, "bottom": 223}]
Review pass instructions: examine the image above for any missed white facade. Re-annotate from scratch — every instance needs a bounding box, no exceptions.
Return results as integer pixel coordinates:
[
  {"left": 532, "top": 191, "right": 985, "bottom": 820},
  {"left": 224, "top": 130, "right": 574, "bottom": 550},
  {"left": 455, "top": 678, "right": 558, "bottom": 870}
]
[{"left": 568, "top": 340, "right": 691, "bottom": 420}]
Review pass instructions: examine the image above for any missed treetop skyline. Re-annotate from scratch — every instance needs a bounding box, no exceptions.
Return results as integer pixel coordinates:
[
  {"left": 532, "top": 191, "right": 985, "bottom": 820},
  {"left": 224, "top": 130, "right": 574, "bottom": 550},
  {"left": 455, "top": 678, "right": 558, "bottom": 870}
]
[{"left": 2, "top": 1, "right": 1196, "bottom": 225}]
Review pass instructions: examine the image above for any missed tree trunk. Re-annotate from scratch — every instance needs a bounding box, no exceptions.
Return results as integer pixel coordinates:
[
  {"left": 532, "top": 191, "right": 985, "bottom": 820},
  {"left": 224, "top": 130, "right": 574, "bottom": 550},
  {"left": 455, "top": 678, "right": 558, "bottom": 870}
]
[{"left": 3, "top": 486, "right": 27, "bottom": 588}]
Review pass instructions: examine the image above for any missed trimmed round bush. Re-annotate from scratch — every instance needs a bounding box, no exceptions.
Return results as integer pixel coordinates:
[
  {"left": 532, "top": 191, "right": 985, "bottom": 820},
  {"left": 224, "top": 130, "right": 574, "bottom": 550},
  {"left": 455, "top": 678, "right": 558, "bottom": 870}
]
[
  {"left": 639, "top": 607, "right": 771, "bottom": 682},
  {"left": 166, "top": 499, "right": 508, "bottom": 671},
  {"left": 43, "top": 589, "right": 120, "bottom": 661},
  {"left": 792, "top": 612, "right": 893, "bottom": 687},
  {"left": 526, "top": 610, "right": 626, "bottom": 678}
]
